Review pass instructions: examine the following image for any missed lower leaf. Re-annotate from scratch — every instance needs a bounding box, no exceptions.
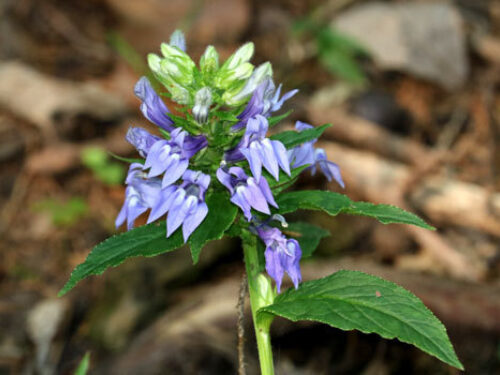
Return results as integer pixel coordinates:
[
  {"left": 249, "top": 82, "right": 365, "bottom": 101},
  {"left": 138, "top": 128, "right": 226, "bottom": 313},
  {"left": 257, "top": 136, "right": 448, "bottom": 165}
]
[
  {"left": 59, "top": 222, "right": 184, "bottom": 296},
  {"left": 258, "top": 270, "right": 463, "bottom": 370}
]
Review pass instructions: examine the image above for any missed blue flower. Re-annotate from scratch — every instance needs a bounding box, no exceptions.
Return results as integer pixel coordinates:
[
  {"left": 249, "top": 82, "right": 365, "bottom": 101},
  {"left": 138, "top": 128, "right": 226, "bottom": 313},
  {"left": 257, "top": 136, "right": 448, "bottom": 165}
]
[
  {"left": 288, "top": 121, "right": 345, "bottom": 188},
  {"left": 312, "top": 149, "right": 344, "bottom": 188},
  {"left": 226, "top": 115, "right": 290, "bottom": 181},
  {"left": 144, "top": 128, "right": 206, "bottom": 188},
  {"left": 116, "top": 163, "right": 162, "bottom": 230},
  {"left": 232, "top": 78, "right": 298, "bottom": 131},
  {"left": 134, "top": 76, "right": 175, "bottom": 132},
  {"left": 126, "top": 127, "right": 161, "bottom": 157},
  {"left": 257, "top": 225, "right": 302, "bottom": 292},
  {"left": 148, "top": 170, "right": 210, "bottom": 242},
  {"left": 217, "top": 165, "right": 277, "bottom": 221}
]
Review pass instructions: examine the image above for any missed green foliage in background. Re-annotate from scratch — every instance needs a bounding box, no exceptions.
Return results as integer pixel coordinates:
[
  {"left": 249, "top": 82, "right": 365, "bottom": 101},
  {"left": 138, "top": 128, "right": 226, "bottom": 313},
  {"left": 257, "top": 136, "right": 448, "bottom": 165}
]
[
  {"left": 81, "top": 146, "right": 126, "bottom": 186},
  {"left": 32, "top": 197, "right": 88, "bottom": 227},
  {"left": 74, "top": 352, "right": 90, "bottom": 375},
  {"left": 293, "top": 17, "right": 369, "bottom": 86}
]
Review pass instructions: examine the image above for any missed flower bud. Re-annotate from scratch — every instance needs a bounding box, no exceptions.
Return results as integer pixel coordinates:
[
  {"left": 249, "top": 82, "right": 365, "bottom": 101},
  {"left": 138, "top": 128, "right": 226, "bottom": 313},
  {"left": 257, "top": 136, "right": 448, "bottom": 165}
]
[
  {"left": 223, "top": 42, "right": 254, "bottom": 70},
  {"left": 225, "top": 62, "right": 273, "bottom": 105},
  {"left": 160, "top": 59, "right": 193, "bottom": 86},
  {"left": 160, "top": 42, "right": 196, "bottom": 75},
  {"left": 169, "top": 29, "right": 186, "bottom": 52},
  {"left": 215, "top": 62, "right": 254, "bottom": 89},
  {"left": 160, "top": 42, "right": 185, "bottom": 60},
  {"left": 256, "top": 274, "right": 276, "bottom": 307},
  {"left": 192, "top": 87, "right": 212, "bottom": 124},
  {"left": 147, "top": 53, "right": 162, "bottom": 73},
  {"left": 200, "top": 45, "right": 219, "bottom": 75}
]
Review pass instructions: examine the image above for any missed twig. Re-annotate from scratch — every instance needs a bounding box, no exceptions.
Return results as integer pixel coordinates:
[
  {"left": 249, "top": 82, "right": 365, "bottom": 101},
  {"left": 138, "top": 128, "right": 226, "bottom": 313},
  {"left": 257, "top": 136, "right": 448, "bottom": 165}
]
[{"left": 237, "top": 271, "right": 248, "bottom": 375}]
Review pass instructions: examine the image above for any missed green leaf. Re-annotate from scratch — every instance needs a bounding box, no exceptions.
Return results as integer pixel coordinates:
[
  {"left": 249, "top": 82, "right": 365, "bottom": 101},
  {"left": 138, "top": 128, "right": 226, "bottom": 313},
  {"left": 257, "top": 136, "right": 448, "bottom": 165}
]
[
  {"left": 32, "top": 197, "right": 88, "bottom": 227},
  {"left": 95, "top": 164, "right": 126, "bottom": 186},
  {"left": 319, "top": 49, "right": 366, "bottom": 85},
  {"left": 268, "top": 109, "right": 293, "bottom": 127},
  {"left": 74, "top": 352, "right": 90, "bottom": 375},
  {"left": 276, "top": 190, "right": 434, "bottom": 230},
  {"left": 188, "top": 191, "right": 238, "bottom": 263},
  {"left": 271, "top": 124, "right": 331, "bottom": 149},
  {"left": 214, "top": 110, "right": 239, "bottom": 122},
  {"left": 59, "top": 222, "right": 184, "bottom": 297},
  {"left": 259, "top": 270, "right": 463, "bottom": 370},
  {"left": 81, "top": 147, "right": 108, "bottom": 169},
  {"left": 284, "top": 222, "right": 330, "bottom": 257}
]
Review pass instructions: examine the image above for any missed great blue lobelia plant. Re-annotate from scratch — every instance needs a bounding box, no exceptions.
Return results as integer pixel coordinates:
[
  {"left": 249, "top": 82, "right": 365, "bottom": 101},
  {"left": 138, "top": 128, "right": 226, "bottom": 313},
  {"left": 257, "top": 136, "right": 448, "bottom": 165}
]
[{"left": 59, "top": 30, "right": 463, "bottom": 374}]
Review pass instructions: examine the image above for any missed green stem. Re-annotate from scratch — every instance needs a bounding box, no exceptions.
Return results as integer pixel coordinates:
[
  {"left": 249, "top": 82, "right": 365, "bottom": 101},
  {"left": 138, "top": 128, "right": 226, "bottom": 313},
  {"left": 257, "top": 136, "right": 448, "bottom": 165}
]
[{"left": 242, "top": 233, "right": 275, "bottom": 375}]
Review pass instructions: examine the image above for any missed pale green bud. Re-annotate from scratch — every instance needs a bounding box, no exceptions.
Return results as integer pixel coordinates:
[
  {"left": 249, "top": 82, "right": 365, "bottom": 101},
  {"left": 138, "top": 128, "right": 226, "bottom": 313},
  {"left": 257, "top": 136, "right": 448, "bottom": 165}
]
[
  {"left": 160, "top": 43, "right": 196, "bottom": 71},
  {"left": 160, "top": 42, "right": 185, "bottom": 59},
  {"left": 225, "top": 62, "right": 273, "bottom": 105},
  {"left": 160, "top": 59, "right": 194, "bottom": 86},
  {"left": 256, "top": 274, "right": 276, "bottom": 307},
  {"left": 200, "top": 45, "right": 219, "bottom": 75},
  {"left": 223, "top": 42, "right": 254, "bottom": 70},
  {"left": 215, "top": 62, "right": 254, "bottom": 89},
  {"left": 230, "top": 62, "right": 254, "bottom": 81},
  {"left": 147, "top": 53, "right": 162, "bottom": 73},
  {"left": 221, "top": 83, "right": 245, "bottom": 105}
]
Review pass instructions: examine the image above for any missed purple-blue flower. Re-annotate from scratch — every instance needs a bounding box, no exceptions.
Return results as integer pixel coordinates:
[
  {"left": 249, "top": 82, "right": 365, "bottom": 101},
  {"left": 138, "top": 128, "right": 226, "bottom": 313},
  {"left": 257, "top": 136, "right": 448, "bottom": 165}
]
[
  {"left": 257, "top": 225, "right": 302, "bottom": 292},
  {"left": 134, "top": 76, "right": 175, "bottom": 132},
  {"left": 217, "top": 165, "right": 277, "bottom": 221},
  {"left": 233, "top": 78, "right": 298, "bottom": 131},
  {"left": 148, "top": 170, "right": 210, "bottom": 242},
  {"left": 126, "top": 127, "right": 161, "bottom": 157},
  {"left": 226, "top": 115, "right": 290, "bottom": 181},
  {"left": 288, "top": 121, "right": 345, "bottom": 188},
  {"left": 116, "top": 163, "right": 162, "bottom": 230},
  {"left": 144, "top": 128, "right": 206, "bottom": 188}
]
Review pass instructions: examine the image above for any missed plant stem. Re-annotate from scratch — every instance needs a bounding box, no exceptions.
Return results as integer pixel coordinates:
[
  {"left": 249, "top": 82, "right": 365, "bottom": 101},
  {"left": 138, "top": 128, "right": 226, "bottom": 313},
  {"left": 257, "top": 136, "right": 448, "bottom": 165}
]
[{"left": 242, "top": 233, "right": 275, "bottom": 375}]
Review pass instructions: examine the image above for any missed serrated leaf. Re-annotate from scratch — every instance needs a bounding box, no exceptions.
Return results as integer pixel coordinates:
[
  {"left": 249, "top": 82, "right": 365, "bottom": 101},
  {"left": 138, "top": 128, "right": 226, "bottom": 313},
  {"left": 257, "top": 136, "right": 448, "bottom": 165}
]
[
  {"left": 276, "top": 191, "right": 434, "bottom": 230},
  {"left": 284, "top": 222, "right": 330, "bottom": 257},
  {"left": 259, "top": 270, "right": 463, "bottom": 370},
  {"left": 59, "top": 223, "right": 184, "bottom": 297},
  {"left": 268, "top": 109, "right": 293, "bottom": 127},
  {"left": 188, "top": 191, "right": 238, "bottom": 263},
  {"left": 271, "top": 124, "right": 331, "bottom": 149}
]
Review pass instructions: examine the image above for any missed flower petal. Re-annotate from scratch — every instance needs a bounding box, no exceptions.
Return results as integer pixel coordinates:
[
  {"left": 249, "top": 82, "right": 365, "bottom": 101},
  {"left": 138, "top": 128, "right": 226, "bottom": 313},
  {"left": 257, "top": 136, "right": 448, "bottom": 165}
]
[
  {"left": 259, "top": 139, "right": 279, "bottom": 180},
  {"left": 182, "top": 202, "right": 208, "bottom": 241},
  {"left": 265, "top": 246, "right": 285, "bottom": 293},
  {"left": 271, "top": 140, "right": 291, "bottom": 176}
]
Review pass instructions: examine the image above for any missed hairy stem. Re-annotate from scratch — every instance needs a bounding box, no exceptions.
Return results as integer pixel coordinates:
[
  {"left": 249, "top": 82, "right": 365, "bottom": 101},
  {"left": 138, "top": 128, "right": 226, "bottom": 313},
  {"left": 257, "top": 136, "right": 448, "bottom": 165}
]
[
  {"left": 242, "top": 233, "right": 275, "bottom": 375},
  {"left": 237, "top": 272, "right": 247, "bottom": 375}
]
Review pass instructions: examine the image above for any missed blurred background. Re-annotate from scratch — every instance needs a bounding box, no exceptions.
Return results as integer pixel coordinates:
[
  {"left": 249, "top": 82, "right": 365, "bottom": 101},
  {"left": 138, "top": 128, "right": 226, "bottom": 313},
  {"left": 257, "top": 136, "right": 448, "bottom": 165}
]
[{"left": 0, "top": 0, "right": 499, "bottom": 374}]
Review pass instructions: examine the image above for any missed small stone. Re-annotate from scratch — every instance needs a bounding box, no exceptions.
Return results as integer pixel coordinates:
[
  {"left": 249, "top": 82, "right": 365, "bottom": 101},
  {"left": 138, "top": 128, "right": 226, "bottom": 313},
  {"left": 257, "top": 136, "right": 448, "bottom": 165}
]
[
  {"left": 26, "top": 299, "right": 68, "bottom": 373},
  {"left": 333, "top": 2, "right": 468, "bottom": 90}
]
